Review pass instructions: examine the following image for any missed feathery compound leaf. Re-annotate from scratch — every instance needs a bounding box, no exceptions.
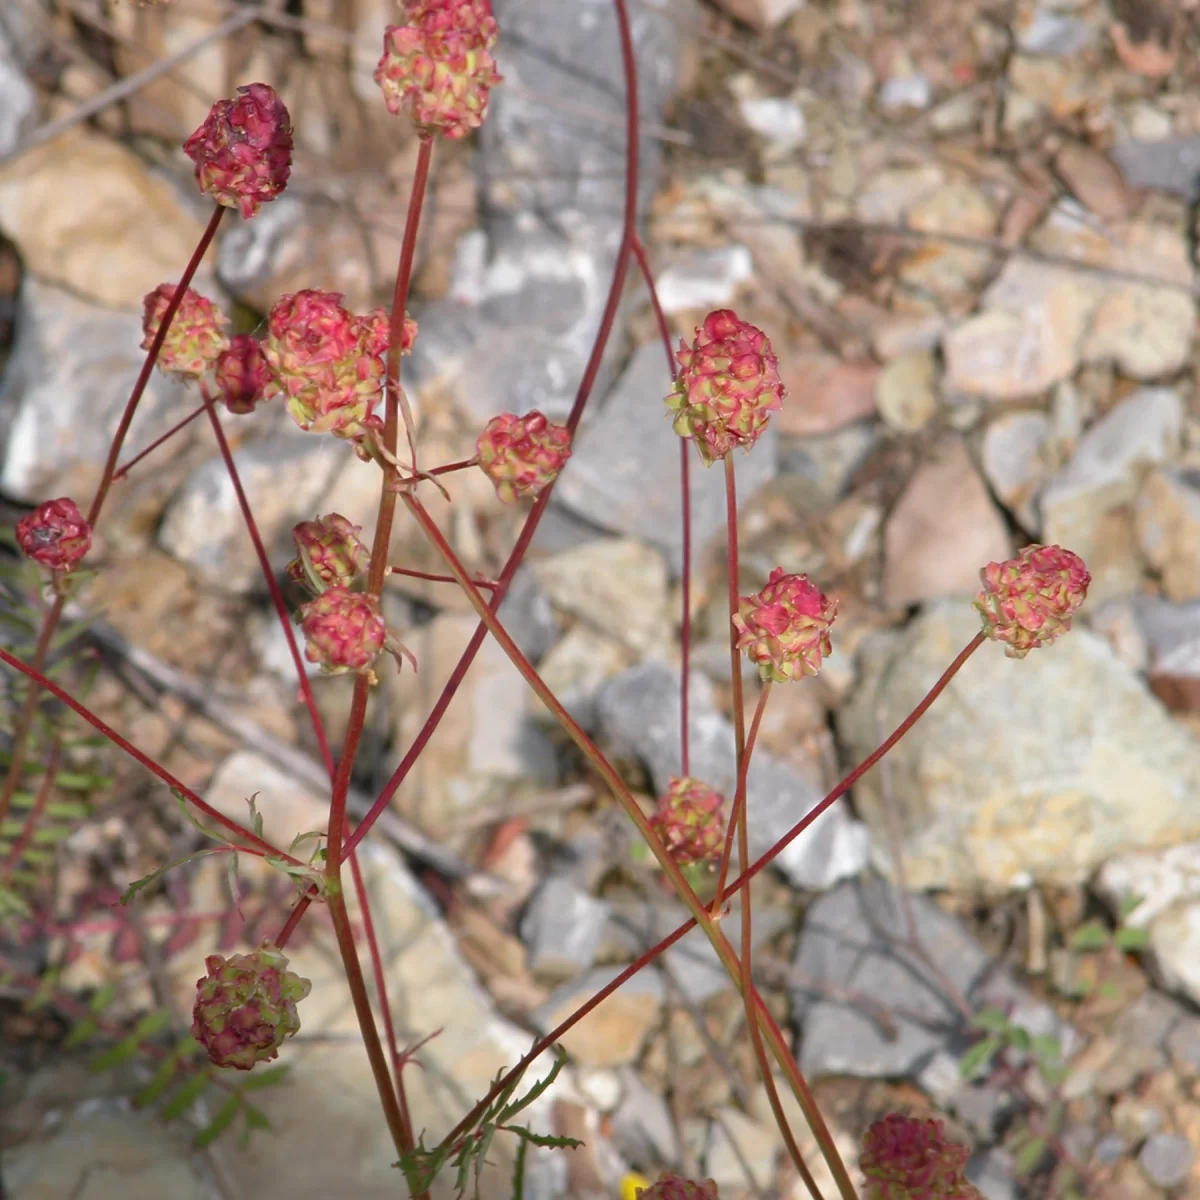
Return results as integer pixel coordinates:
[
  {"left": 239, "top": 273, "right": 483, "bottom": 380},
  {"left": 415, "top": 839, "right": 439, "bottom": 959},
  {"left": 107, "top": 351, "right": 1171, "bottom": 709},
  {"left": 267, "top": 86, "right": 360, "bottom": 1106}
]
[
  {"left": 195, "top": 1091, "right": 241, "bottom": 1148},
  {"left": 161, "top": 1069, "right": 212, "bottom": 1120},
  {"left": 237, "top": 1064, "right": 291, "bottom": 1091},
  {"left": 120, "top": 846, "right": 233, "bottom": 905},
  {"left": 91, "top": 1009, "right": 172, "bottom": 1072},
  {"left": 496, "top": 1047, "right": 567, "bottom": 1124},
  {"left": 135, "top": 1054, "right": 182, "bottom": 1108},
  {"left": 959, "top": 1034, "right": 1002, "bottom": 1079},
  {"left": 1069, "top": 919, "right": 1110, "bottom": 951}
]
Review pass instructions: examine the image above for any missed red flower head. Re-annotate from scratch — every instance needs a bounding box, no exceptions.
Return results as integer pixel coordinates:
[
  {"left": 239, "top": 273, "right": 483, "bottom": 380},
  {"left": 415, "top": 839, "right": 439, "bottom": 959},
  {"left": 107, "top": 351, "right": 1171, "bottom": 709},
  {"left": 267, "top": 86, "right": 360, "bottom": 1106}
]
[
  {"left": 733, "top": 568, "right": 837, "bottom": 682},
  {"left": 287, "top": 513, "right": 370, "bottom": 592},
  {"left": 183, "top": 83, "right": 293, "bottom": 219},
  {"left": 191, "top": 941, "right": 311, "bottom": 1071},
  {"left": 476, "top": 410, "right": 572, "bottom": 503},
  {"left": 650, "top": 777, "right": 727, "bottom": 867},
  {"left": 140, "top": 284, "right": 229, "bottom": 377},
  {"left": 861, "top": 1114, "right": 983, "bottom": 1200},
  {"left": 636, "top": 1175, "right": 720, "bottom": 1200},
  {"left": 375, "top": 0, "right": 503, "bottom": 140},
  {"left": 16, "top": 498, "right": 92, "bottom": 573},
  {"left": 666, "top": 310, "right": 784, "bottom": 466},
  {"left": 358, "top": 307, "right": 418, "bottom": 359},
  {"left": 973, "top": 544, "right": 1090, "bottom": 659},
  {"left": 214, "top": 334, "right": 273, "bottom": 414},
  {"left": 297, "top": 586, "right": 386, "bottom": 677}
]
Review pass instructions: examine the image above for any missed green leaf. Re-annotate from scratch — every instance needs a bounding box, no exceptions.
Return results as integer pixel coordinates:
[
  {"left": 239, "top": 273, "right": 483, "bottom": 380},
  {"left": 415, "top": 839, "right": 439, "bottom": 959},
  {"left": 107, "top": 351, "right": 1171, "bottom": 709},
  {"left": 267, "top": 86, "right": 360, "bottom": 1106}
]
[
  {"left": 501, "top": 1125, "right": 583, "bottom": 1151},
  {"left": 194, "top": 1091, "right": 241, "bottom": 1148},
  {"left": 1114, "top": 925, "right": 1150, "bottom": 952},
  {"left": 971, "top": 1007, "right": 1011, "bottom": 1036},
  {"left": 1014, "top": 1135, "right": 1048, "bottom": 1175},
  {"left": 45, "top": 800, "right": 89, "bottom": 821},
  {"left": 19, "top": 848, "right": 54, "bottom": 866},
  {"left": 238, "top": 1064, "right": 291, "bottom": 1091},
  {"left": 161, "top": 1069, "right": 211, "bottom": 1120},
  {"left": 1118, "top": 893, "right": 1145, "bottom": 921},
  {"left": 959, "top": 1035, "right": 1002, "bottom": 1079},
  {"left": 54, "top": 772, "right": 108, "bottom": 791},
  {"left": 512, "top": 1135, "right": 528, "bottom": 1200},
  {"left": 172, "top": 790, "right": 228, "bottom": 844},
  {"left": 120, "top": 846, "right": 231, "bottom": 905},
  {"left": 135, "top": 1055, "right": 180, "bottom": 1108},
  {"left": 89, "top": 982, "right": 117, "bottom": 1014},
  {"left": 64, "top": 1016, "right": 99, "bottom": 1049},
  {"left": 1040, "top": 1061, "right": 1068, "bottom": 1087},
  {"left": 90, "top": 1009, "right": 170, "bottom": 1070},
  {"left": 1069, "top": 919, "right": 1110, "bottom": 951},
  {"left": 32, "top": 823, "right": 74, "bottom": 845},
  {"left": 0, "top": 886, "right": 31, "bottom": 921},
  {"left": 497, "top": 1048, "right": 569, "bottom": 1124},
  {"left": 1031, "top": 1034, "right": 1062, "bottom": 1062},
  {"left": 246, "top": 794, "right": 264, "bottom": 840},
  {"left": 1007, "top": 1025, "right": 1032, "bottom": 1053}
]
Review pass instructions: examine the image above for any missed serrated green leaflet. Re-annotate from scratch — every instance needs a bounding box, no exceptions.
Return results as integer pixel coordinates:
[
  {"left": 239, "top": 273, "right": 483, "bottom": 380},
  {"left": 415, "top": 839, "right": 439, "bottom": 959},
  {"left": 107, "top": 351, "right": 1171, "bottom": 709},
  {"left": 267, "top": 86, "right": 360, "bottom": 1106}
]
[
  {"left": 195, "top": 1091, "right": 241, "bottom": 1147},
  {"left": 161, "top": 1069, "right": 211, "bottom": 1120}
]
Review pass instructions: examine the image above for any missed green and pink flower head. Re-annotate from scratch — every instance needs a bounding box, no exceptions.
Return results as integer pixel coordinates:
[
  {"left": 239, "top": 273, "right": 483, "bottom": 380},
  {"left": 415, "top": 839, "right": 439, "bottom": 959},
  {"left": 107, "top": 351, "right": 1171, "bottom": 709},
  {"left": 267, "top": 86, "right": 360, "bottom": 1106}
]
[
  {"left": 297, "top": 585, "right": 387, "bottom": 679},
  {"left": 476, "top": 410, "right": 572, "bottom": 503},
  {"left": 141, "top": 284, "right": 229, "bottom": 377},
  {"left": 734, "top": 568, "right": 837, "bottom": 682},
  {"left": 650, "top": 777, "right": 726, "bottom": 867},
  {"left": 287, "top": 513, "right": 370, "bottom": 593},
  {"left": 375, "top": 0, "right": 503, "bottom": 140},
  {"left": 666, "top": 309, "right": 785, "bottom": 466},
  {"left": 16, "top": 498, "right": 92, "bottom": 573},
  {"left": 214, "top": 334, "right": 273, "bottom": 414},
  {"left": 184, "top": 83, "right": 293, "bottom": 219},
  {"left": 192, "top": 940, "right": 311, "bottom": 1071},
  {"left": 860, "top": 1114, "right": 983, "bottom": 1200},
  {"left": 636, "top": 1175, "right": 720, "bottom": 1200},
  {"left": 973, "top": 544, "right": 1090, "bottom": 658}
]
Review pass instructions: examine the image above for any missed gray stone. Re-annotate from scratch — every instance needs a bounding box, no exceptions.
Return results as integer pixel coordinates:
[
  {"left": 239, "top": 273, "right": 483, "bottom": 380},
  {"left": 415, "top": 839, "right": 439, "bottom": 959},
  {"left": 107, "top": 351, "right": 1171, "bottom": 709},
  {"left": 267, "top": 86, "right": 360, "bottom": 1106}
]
[
  {"left": 611, "top": 1067, "right": 681, "bottom": 1168},
  {"left": 777, "top": 422, "right": 878, "bottom": 504},
  {"left": 520, "top": 875, "right": 610, "bottom": 980},
  {"left": 554, "top": 342, "right": 778, "bottom": 573},
  {"left": 737, "top": 96, "right": 806, "bottom": 154},
  {"left": 1138, "top": 1133, "right": 1194, "bottom": 1190},
  {"left": 838, "top": 602, "right": 1200, "bottom": 890},
  {"left": 878, "top": 74, "right": 933, "bottom": 112},
  {"left": 981, "top": 411, "right": 1050, "bottom": 531},
  {"left": 1135, "top": 467, "right": 1200, "bottom": 602},
  {"left": 1113, "top": 136, "right": 1200, "bottom": 201},
  {"left": 683, "top": 1108, "right": 776, "bottom": 1192},
  {"left": 0, "top": 17, "right": 36, "bottom": 160},
  {"left": 1093, "top": 1134, "right": 1131, "bottom": 1166},
  {"left": 531, "top": 624, "right": 630, "bottom": 729},
  {"left": 791, "top": 877, "right": 1073, "bottom": 1081},
  {"left": 596, "top": 662, "right": 869, "bottom": 890},
  {"left": 1016, "top": 8, "right": 1094, "bottom": 57},
  {"left": 967, "top": 1149, "right": 1018, "bottom": 1200},
  {"left": 655, "top": 245, "right": 754, "bottom": 314},
  {"left": 0, "top": 278, "right": 194, "bottom": 501},
  {"left": 497, "top": 565, "right": 560, "bottom": 664}
]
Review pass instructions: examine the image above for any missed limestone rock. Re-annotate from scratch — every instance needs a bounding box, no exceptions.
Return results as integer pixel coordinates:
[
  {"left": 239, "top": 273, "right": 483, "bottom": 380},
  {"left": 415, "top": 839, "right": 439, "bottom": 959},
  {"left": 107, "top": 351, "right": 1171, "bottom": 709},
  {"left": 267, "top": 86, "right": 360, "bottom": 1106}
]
[{"left": 1134, "top": 467, "right": 1200, "bottom": 602}]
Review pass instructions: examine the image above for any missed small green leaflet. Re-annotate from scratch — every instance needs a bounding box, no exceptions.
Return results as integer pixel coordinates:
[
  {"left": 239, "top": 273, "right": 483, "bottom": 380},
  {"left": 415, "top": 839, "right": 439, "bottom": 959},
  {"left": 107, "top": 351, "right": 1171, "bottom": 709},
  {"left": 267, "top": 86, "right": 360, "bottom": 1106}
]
[{"left": 120, "top": 846, "right": 234, "bottom": 906}]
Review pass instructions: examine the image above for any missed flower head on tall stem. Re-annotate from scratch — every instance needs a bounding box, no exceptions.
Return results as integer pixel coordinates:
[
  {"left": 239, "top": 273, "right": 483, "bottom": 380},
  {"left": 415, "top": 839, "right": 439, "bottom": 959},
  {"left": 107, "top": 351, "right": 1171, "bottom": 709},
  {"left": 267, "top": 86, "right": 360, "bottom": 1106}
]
[
  {"left": 476, "top": 410, "right": 572, "bottom": 503},
  {"left": 263, "top": 290, "right": 385, "bottom": 437},
  {"left": 192, "top": 941, "right": 311, "bottom": 1071},
  {"left": 375, "top": 0, "right": 503, "bottom": 140},
  {"left": 860, "top": 1113, "right": 983, "bottom": 1200},
  {"left": 287, "top": 514, "right": 371, "bottom": 593},
  {"left": 733, "top": 568, "right": 837, "bottom": 682},
  {"left": 297, "top": 586, "right": 386, "bottom": 678},
  {"left": 214, "top": 334, "right": 273, "bottom": 414},
  {"left": 973, "top": 544, "right": 1090, "bottom": 659},
  {"left": 650, "top": 777, "right": 726, "bottom": 867},
  {"left": 16, "top": 499, "right": 92, "bottom": 573},
  {"left": 636, "top": 1174, "right": 720, "bottom": 1200},
  {"left": 360, "top": 306, "right": 418, "bottom": 359},
  {"left": 141, "top": 284, "right": 229, "bottom": 377},
  {"left": 665, "top": 309, "right": 784, "bottom": 466},
  {"left": 184, "top": 83, "right": 293, "bottom": 219}
]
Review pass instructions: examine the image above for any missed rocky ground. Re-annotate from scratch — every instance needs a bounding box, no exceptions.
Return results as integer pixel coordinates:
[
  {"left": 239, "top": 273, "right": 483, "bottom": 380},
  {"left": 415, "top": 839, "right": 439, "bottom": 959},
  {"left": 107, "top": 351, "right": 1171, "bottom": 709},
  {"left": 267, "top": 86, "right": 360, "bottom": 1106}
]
[{"left": 5, "top": 0, "right": 1200, "bottom": 1197}]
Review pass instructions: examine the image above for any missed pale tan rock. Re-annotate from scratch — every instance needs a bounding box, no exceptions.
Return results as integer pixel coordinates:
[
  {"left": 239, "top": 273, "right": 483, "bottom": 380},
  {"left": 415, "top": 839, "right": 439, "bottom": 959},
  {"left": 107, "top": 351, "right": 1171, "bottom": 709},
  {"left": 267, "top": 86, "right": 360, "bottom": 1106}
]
[
  {"left": 711, "top": 0, "right": 804, "bottom": 32},
  {"left": 778, "top": 354, "right": 879, "bottom": 435},
  {"left": 1055, "top": 140, "right": 1133, "bottom": 220},
  {"left": 534, "top": 967, "right": 663, "bottom": 1068},
  {"left": 875, "top": 350, "right": 938, "bottom": 433},
  {"left": 882, "top": 435, "right": 1011, "bottom": 608},
  {"left": 901, "top": 179, "right": 996, "bottom": 301},
  {"left": 1135, "top": 468, "right": 1200, "bottom": 601}
]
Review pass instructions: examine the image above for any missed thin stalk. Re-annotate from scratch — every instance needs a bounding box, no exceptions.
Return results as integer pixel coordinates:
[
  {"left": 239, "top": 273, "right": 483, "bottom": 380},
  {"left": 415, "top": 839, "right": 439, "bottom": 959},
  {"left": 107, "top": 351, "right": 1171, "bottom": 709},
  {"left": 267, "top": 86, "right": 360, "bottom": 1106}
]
[
  {"left": 112, "top": 402, "right": 207, "bottom": 482},
  {"left": 2, "top": 739, "right": 60, "bottom": 882},
  {"left": 386, "top": 566, "right": 499, "bottom": 591}
]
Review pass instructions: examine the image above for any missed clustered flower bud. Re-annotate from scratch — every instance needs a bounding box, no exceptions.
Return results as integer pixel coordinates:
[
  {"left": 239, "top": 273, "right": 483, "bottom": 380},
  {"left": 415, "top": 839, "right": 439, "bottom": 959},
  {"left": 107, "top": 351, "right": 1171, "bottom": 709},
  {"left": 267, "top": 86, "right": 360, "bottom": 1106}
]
[
  {"left": 650, "top": 777, "right": 726, "bottom": 867},
  {"left": 262, "top": 290, "right": 386, "bottom": 437},
  {"left": 359, "top": 306, "right": 418, "bottom": 359},
  {"left": 16, "top": 498, "right": 92, "bottom": 573},
  {"left": 141, "top": 284, "right": 229, "bottom": 377},
  {"left": 287, "top": 513, "right": 370, "bottom": 592},
  {"left": 636, "top": 1174, "right": 720, "bottom": 1200},
  {"left": 297, "top": 585, "right": 386, "bottom": 676},
  {"left": 375, "top": 0, "right": 503, "bottom": 140},
  {"left": 214, "top": 334, "right": 273, "bottom": 414},
  {"left": 733, "top": 568, "right": 837, "bottom": 682},
  {"left": 183, "top": 83, "right": 293, "bottom": 219},
  {"left": 665, "top": 310, "right": 785, "bottom": 466},
  {"left": 860, "top": 1114, "right": 983, "bottom": 1200},
  {"left": 476, "top": 410, "right": 572, "bottom": 504},
  {"left": 973, "top": 544, "right": 1090, "bottom": 659},
  {"left": 191, "top": 941, "right": 311, "bottom": 1071}
]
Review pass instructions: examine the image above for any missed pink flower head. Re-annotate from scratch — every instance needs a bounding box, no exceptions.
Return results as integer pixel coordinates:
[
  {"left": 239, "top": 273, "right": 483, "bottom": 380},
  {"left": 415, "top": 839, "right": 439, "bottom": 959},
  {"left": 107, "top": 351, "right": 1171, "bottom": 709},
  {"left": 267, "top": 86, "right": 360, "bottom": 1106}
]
[
  {"left": 287, "top": 513, "right": 370, "bottom": 592},
  {"left": 665, "top": 310, "right": 785, "bottom": 466},
  {"left": 297, "top": 585, "right": 386, "bottom": 677},
  {"left": 973, "top": 544, "right": 1090, "bottom": 659},
  {"left": 650, "top": 777, "right": 727, "bottom": 867},
  {"left": 636, "top": 1175, "right": 720, "bottom": 1200},
  {"left": 140, "top": 284, "right": 229, "bottom": 377},
  {"left": 214, "top": 334, "right": 273, "bottom": 414},
  {"left": 359, "top": 307, "right": 418, "bottom": 359},
  {"left": 263, "top": 290, "right": 384, "bottom": 437},
  {"left": 191, "top": 941, "right": 311, "bottom": 1071},
  {"left": 375, "top": 0, "right": 503, "bottom": 140},
  {"left": 733, "top": 568, "right": 837, "bottom": 682},
  {"left": 860, "top": 1114, "right": 983, "bottom": 1200},
  {"left": 476, "top": 410, "right": 572, "bottom": 503},
  {"left": 183, "top": 83, "right": 293, "bottom": 219},
  {"left": 16, "top": 498, "right": 92, "bottom": 572}
]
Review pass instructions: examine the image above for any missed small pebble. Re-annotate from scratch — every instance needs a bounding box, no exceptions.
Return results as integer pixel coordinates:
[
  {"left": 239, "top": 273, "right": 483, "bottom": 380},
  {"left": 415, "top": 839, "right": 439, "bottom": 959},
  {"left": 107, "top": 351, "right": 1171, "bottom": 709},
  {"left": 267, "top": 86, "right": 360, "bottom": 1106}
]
[{"left": 1138, "top": 1132, "right": 1194, "bottom": 1190}]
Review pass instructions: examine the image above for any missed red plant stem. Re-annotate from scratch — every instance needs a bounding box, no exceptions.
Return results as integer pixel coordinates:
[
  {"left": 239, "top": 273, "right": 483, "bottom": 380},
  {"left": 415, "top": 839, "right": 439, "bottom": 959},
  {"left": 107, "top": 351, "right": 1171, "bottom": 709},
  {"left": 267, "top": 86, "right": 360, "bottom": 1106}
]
[
  {"left": 2, "top": 739, "right": 60, "bottom": 882},
  {"left": 111, "top": 402, "right": 207, "bottom": 482},
  {"left": 274, "top": 894, "right": 312, "bottom": 948},
  {"left": 631, "top": 235, "right": 691, "bottom": 777},
  {"left": 342, "top": 0, "right": 641, "bottom": 862},
  {"left": 198, "top": 384, "right": 333, "bottom": 775},
  {"left": 0, "top": 205, "right": 225, "bottom": 827},
  {"left": 0, "top": 645, "right": 293, "bottom": 863},
  {"left": 386, "top": 566, "right": 499, "bottom": 590},
  {"left": 426, "top": 456, "right": 478, "bottom": 476}
]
